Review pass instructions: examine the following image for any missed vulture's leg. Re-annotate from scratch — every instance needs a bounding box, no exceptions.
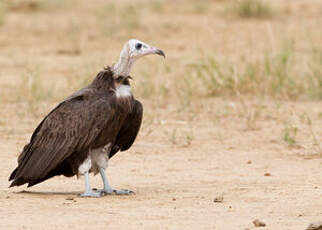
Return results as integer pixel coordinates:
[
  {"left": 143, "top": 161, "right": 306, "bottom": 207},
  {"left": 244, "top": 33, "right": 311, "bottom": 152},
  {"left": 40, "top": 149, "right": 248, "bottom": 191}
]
[
  {"left": 80, "top": 171, "right": 101, "bottom": 197},
  {"left": 78, "top": 156, "right": 101, "bottom": 197},
  {"left": 97, "top": 168, "right": 134, "bottom": 195},
  {"left": 99, "top": 168, "right": 112, "bottom": 192}
]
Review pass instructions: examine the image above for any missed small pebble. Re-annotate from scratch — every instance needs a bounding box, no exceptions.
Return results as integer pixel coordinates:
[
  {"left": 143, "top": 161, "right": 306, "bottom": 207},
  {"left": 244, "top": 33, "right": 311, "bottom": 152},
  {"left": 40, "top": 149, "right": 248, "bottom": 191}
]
[
  {"left": 247, "top": 160, "right": 252, "bottom": 164},
  {"left": 264, "top": 173, "right": 271, "bottom": 176},
  {"left": 213, "top": 196, "right": 224, "bottom": 203},
  {"left": 65, "top": 197, "right": 75, "bottom": 201},
  {"left": 253, "top": 219, "right": 266, "bottom": 227},
  {"left": 172, "top": 198, "right": 176, "bottom": 201}
]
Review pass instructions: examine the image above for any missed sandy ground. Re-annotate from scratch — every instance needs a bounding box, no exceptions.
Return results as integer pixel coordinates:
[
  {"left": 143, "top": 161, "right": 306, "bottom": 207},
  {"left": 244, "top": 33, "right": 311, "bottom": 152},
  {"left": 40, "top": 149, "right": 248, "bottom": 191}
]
[
  {"left": 1, "top": 99, "right": 321, "bottom": 230},
  {"left": 0, "top": 0, "right": 321, "bottom": 229}
]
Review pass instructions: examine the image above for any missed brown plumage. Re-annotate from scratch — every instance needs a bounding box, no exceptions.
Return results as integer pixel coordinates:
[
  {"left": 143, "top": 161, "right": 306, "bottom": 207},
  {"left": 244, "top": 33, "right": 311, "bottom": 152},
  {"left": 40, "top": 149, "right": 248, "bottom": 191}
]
[
  {"left": 9, "top": 39, "right": 164, "bottom": 197},
  {"left": 9, "top": 67, "right": 142, "bottom": 188}
]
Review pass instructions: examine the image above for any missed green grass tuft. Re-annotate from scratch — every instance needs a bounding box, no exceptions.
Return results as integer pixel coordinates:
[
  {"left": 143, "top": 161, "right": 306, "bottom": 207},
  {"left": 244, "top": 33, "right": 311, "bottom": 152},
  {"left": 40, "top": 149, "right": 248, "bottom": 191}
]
[
  {"left": 0, "top": 1, "right": 7, "bottom": 26},
  {"left": 231, "top": 0, "right": 273, "bottom": 19},
  {"left": 97, "top": 2, "right": 142, "bottom": 37},
  {"left": 282, "top": 124, "right": 298, "bottom": 148},
  {"left": 7, "top": 0, "right": 67, "bottom": 12},
  {"left": 187, "top": 44, "right": 322, "bottom": 100},
  {"left": 149, "top": 0, "right": 165, "bottom": 13},
  {"left": 17, "top": 68, "right": 54, "bottom": 116}
]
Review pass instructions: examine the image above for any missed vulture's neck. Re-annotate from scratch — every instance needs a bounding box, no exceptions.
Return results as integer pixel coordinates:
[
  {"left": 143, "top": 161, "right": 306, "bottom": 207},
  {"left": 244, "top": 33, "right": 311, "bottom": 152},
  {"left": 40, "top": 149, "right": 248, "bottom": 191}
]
[{"left": 112, "top": 44, "right": 134, "bottom": 77}]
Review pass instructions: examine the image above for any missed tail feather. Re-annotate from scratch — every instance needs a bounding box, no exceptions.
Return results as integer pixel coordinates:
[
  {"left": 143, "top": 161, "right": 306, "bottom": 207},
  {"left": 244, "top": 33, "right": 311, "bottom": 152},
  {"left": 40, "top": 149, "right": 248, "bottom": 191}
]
[
  {"left": 9, "top": 177, "right": 28, "bottom": 187},
  {"left": 9, "top": 159, "right": 75, "bottom": 188},
  {"left": 9, "top": 167, "right": 18, "bottom": 181},
  {"left": 9, "top": 167, "right": 31, "bottom": 187},
  {"left": 9, "top": 166, "right": 26, "bottom": 188}
]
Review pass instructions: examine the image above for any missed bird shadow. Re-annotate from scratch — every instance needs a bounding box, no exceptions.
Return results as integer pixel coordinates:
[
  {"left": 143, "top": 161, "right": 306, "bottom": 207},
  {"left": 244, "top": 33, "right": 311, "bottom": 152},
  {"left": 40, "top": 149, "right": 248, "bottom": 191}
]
[{"left": 14, "top": 190, "right": 79, "bottom": 196}]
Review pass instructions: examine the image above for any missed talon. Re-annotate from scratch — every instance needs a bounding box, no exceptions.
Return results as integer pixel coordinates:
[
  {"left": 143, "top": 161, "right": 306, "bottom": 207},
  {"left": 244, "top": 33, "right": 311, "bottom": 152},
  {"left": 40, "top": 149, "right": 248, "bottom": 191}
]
[
  {"left": 100, "top": 191, "right": 108, "bottom": 196},
  {"left": 79, "top": 190, "right": 102, "bottom": 198},
  {"left": 96, "top": 188, "right": 135, "bottom": 195},
  {"left": 114, "top": 189, "right": 135, "bottom": 195}
]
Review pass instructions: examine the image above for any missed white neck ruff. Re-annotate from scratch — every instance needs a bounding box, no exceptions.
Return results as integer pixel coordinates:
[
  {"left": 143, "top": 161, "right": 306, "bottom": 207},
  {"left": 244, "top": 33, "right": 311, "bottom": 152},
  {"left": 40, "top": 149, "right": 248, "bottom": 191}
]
[{"left": 115, "top": 84, "right": 131, "bottom": 98}]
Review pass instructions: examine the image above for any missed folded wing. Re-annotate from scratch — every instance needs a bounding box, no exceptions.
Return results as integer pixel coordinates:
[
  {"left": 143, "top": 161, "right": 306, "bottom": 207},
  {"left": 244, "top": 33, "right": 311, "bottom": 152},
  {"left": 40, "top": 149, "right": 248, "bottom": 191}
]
[{"left": 9, "top": 89, "right": 114, "bottom": 187}]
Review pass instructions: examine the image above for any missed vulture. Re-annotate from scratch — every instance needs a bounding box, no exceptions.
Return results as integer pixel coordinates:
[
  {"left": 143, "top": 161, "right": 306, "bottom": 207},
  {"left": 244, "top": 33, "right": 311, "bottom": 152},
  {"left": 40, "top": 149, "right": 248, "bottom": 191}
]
[{"left": 9, "top": 39, "right": 165, "bottom": 197}]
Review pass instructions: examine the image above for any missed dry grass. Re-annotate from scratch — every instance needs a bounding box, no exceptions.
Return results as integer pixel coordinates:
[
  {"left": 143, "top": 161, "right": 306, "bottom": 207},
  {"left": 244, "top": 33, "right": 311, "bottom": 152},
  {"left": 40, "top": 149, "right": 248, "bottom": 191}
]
[
  {"left": 0, "top": 1, "right": 7, "bottom": 26},
  {"left": 187, "top": 44, "right": 322, "bottom": 100},
  {"left": 1, "top": 0, "right": 320, "bottom": 104},
  {"left": 0, "top": 0, "right": 321, "bottom": 150},
  {"left": 229, "top": 0, "right": 273, "bottom": 19},
  {"left": 6, "top": 0, "right": 67, "bottom": 12}
]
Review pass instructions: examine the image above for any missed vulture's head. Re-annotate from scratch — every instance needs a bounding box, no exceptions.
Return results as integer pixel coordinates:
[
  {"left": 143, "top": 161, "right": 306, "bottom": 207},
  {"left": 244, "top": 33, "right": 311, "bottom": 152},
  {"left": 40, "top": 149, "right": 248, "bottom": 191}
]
[
  {"left": 113, "top": 39, "right": 165, "bottom": 76},
  {"left": 127, "top": 39, "right": 165, "bottom": 60}
]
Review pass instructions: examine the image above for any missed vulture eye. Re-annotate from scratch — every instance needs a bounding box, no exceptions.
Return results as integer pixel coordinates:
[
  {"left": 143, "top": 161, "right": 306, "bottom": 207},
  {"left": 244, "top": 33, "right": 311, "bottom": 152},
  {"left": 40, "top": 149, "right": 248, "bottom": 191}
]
[{"left": 135, "top": 43, "right": 142, "bottom": 50}]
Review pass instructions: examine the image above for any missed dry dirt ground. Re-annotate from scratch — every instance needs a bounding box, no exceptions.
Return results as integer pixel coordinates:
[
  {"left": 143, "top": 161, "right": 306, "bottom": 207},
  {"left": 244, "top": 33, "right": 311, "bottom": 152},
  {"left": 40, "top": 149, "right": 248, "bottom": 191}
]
[
  {"left": 0, "top": 0, "right": 321, "bottom": 229},
  {"left": 1, "top": 99, "right": 322, "bottom": 230}
]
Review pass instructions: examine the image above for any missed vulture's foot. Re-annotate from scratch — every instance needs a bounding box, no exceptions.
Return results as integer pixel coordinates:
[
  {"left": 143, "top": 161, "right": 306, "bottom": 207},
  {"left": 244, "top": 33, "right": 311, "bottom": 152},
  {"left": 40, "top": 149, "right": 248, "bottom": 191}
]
[
  {"left": 80, "top": 190, "right": 102, "bottom": 198},
  {"left": 94, "top": 188, "right": 135, "bottom": 195}
]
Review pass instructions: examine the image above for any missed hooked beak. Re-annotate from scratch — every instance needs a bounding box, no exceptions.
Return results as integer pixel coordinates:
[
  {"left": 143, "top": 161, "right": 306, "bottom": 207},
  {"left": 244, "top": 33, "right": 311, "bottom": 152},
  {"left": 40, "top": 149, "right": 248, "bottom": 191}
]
[
  {"left": 140, "top": 45, "right": 166, "bottom": 59},
  {"left": 155, "top": 49, "right": 166, "bottom": 58}
]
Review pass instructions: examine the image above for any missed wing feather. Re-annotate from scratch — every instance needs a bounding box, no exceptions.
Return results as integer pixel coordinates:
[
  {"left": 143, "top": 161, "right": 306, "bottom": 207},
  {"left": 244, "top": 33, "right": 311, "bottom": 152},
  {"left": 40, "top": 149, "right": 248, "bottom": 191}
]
[
  {"left": 10, "top": 89, "right": 115, "bottom": 183},
  {"left": 109, "top": 100, "right": 143, "bottom": 158}
]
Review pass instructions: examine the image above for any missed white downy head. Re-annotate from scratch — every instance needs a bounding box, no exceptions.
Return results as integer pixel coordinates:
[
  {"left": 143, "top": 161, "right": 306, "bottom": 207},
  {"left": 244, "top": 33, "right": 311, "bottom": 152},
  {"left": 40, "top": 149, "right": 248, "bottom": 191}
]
[{"left": 112, "top": 39, "right": 165, "bottom": 77}]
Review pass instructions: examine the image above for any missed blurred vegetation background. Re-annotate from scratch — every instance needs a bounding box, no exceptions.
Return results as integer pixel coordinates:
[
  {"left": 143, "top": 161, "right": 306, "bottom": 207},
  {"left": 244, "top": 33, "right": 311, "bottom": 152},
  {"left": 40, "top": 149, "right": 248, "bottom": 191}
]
[
  {"left": 0, "top": 0, "right": 321, "bottom": 119},
  {"left": 0, "top": 0, "right": 320, "bottom": 157}
]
